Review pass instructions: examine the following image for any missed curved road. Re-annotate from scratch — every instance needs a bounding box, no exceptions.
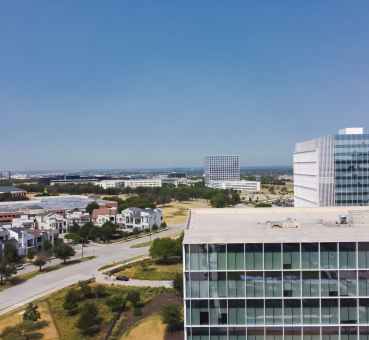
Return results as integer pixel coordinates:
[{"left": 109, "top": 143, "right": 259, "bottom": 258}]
[{"left": 0, "top": 224, "right": 184, "bottom": 315}]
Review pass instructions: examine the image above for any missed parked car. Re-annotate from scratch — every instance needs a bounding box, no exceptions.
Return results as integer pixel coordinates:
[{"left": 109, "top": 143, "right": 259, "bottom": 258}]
[{"left": 116, "top": 275, "right": 129, "bottom": 281}]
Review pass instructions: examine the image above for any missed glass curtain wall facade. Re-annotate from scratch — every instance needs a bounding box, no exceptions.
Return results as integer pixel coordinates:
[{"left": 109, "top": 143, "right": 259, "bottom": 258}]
[
  {"left": 335, "top": 133, "right": 369, "bottom": 206},
  {"left": 184, "top": 242, "right": 369, "bottom": 340}
]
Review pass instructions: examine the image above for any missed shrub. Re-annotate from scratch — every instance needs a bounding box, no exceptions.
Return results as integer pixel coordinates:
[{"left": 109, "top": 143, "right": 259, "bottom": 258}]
[
  {"left": 106, "top": 295, "right": 127, "bottom": 313},
  {"left": 76, "top": 302, "right": 101, "bottom": 335},
  {"left": 63, "top": 289, "right": 80, "bottom": 315},
  {"left": 161, "top": 304, "right": 183, "bottom": 332},
  {"left": 23, "top": 303, "right": 41, "bottom": 322},
  {"left": 133, "top": 306, "right": 142, "bottom": 316},
  {"left": 126, "top": 290, "right": 140, "bottom": 307},
  {"left": 79, "top": 281, "right": 93, "bottom": 299},
  {"left": 94, "top": 285, "right": 108, "bottom": 298}
]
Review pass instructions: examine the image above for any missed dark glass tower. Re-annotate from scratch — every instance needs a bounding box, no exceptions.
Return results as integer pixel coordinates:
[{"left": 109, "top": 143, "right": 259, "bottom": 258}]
[{"left": 335, "top": 132, "right": 369, "bottom": 206}]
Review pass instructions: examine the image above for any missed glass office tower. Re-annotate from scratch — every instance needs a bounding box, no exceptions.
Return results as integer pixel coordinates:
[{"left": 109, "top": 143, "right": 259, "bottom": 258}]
[
  {"left": 184, "top": 208, "right": 369, "bottom": 340},
  {"left": 294, "top": 128, "right": 369, "bottom": 207},
  {"left": 335, "top": 133, "right": 369, "bottom": 206}
]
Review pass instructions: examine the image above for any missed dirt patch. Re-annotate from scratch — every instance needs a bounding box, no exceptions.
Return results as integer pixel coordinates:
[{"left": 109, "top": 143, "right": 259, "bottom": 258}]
[{"left": 120, "top": 292, "right": 181, "bottom": 336}]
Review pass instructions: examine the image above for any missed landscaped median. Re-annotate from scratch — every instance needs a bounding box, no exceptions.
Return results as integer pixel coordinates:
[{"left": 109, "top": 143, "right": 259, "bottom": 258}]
[
  {"left": 0, "top": 256, "right": 95, "bottom": 293},
  {"left": 0, "top": 280, "right": 183, "bottom": 340}
]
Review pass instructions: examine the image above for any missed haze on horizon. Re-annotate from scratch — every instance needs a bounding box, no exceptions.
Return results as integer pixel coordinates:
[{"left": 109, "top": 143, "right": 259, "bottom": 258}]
[{"left": 1, "top": 1, "right": 369, "bottom": 171}]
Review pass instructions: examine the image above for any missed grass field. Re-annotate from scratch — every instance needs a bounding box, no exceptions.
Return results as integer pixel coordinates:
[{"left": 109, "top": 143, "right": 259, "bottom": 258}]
[
  {"left": 0, "top": 301, "right": 59, "bottom": 339},
  {"left": 121, "top": 314, "right": 165, "bottom": 340},
  {"left": 159, "top": 199, "right": 210, "bottom": 224},
  {"left": 113, "top": 259, "right": 182, "bottom": 281}
]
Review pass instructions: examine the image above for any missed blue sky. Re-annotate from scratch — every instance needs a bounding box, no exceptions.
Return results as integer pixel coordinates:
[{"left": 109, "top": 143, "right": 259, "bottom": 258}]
[{"left": 1, "top": 1, "right": 369, "bottom": 170}]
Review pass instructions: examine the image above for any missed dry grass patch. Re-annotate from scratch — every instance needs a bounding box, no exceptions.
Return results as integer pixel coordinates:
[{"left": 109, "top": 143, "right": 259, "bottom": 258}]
[
  {"left": 121, "top": 314, "right": 165, "bottom": 340},
  {"left": 160, "top": 199, "right": 209, "bottom": 224},
  {"left": 0, "top": 302, "right": 59, "bottom": 340}
]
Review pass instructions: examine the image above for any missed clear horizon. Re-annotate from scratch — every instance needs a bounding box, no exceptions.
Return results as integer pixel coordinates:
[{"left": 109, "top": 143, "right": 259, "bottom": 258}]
[{"left": 1, "top": 2, "right": 369, "bottom": 169}]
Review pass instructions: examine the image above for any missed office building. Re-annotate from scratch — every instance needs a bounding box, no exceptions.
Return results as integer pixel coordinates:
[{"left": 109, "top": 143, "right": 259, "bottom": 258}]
[
  {"left": 294, "top": 128, "right": 369, "bottom": 207},
  {"left": 205, "top": 155, "right": 240, "bottom": 184},
  {"left": 184, "top": 207, "right": 369, "bottom": 340},
  {"left": 207, "top": 180, "right": 261, "bottom": 192}
]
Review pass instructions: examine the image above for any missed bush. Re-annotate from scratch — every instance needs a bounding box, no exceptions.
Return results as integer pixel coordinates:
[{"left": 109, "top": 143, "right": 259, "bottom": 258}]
[
  {"left": 133, "top": 306, "right": 142, "bottom": 316},
  {"left": 173, "top": 273, "right": 183, "bottom": 296},
  {"left": 79, "top": 281, "right": 93, "bottom": 299},
  {"left": 63, "top": 289, "right": 80, "bottom": 315},
  {"left": 126, "top": 290, "right": 140, "bottom": 307},
  {"left": 161, "top": 304, "right": 183, "bottom": 332},
  {"left": 23, "top": 303, "right": 41, "bottom": 322},
  {"left": 76, "top": 302, "right": 101, "bottom": 335},
  {"left": 94, "top": 285, "right": 108, "bottom": 298},
  {"left": 106, "top": 295, "right": 127, "bottom": 313}
]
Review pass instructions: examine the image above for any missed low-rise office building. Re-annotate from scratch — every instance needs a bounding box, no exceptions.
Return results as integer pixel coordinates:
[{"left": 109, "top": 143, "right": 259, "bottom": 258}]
[
  {"left": 184, "top": 207, "right": 369, "bottom": 340},
  {"left": 207, "top": 180, "right": 261, "bottom": 192},
  {"left": 123, "top": 178, "right": 162, "bottom": 189},
  {"left": 0, "top": 186, "right": 27, "bottom": 201}
]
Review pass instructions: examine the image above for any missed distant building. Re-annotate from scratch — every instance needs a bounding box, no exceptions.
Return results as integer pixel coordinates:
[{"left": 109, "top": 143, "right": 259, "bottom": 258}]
[
  {"left": 0, "top": 186, "right": 27, "bottom": 201},
  {"left": 294, "top": 127, "right": 369, "bottom": 207},
  {"left": 207, "top": 179, "right": 261, "bottom": 192},
  {"left": 65, "top": 211, "right": 90, "bottom": 228},
  {"left": 204, "top": 155, "right": 240, "bottom": 184},
  {"left": 123, "top": 178, "right": 162, "bottom": 189},
  {"left": 117, "top": 208, "right": 162, "bottom": 231},
  {"left": 95, "top": 180, "right": 125, "bottom": 190}
]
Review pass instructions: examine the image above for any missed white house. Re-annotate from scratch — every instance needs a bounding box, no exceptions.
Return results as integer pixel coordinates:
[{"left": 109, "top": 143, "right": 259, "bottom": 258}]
[
  {"left": 118, "top": 208, "right": 163, "bottom": 231},
  {"left": 11, "top": 215, "right": 36, "bottom": 229},
  {"left": 66, "top": 211, "right": 90, "bottom": 228},
  {"left": 35, "top": 213, "right": 68, "bottom": 234},
  {"left": 8, "top": 227, "right": 56, "bottom": 256}
]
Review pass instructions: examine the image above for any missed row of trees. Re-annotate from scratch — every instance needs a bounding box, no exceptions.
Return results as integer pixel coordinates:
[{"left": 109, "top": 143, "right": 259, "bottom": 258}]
[{"left": 18, "top": 181, "right": 241, "bottom": 208}]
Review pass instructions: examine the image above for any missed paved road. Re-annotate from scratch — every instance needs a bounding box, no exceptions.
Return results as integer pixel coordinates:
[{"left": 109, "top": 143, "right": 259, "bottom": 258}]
[{"left": 0, "top": 225, "right": 184, "bottom": 316}]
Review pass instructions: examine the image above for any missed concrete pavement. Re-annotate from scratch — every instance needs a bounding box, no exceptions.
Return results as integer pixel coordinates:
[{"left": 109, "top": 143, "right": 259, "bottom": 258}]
[{"left": 0, "top": 224, "right": 184, "bottom": 316}]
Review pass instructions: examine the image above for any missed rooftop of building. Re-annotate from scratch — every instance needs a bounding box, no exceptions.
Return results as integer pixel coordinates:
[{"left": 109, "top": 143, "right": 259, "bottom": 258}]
[{"left": 184, "top": 207, "right": 369, "bottom": 244}]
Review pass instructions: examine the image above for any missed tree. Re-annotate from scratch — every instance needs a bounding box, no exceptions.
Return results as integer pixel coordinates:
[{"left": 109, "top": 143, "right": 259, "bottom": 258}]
[
  {"left": 85, "top": 201, "right": 99, "bottom": 215},
  {"left": 160, "top": 221, "right": 167, "bottom": 229},
  {"left": 63, "top": 289, "right": 80, "bottom": 315},
  {"left": 42, "top": 239, "right": 53, "bottom": 254},
  {"left": 100, "top": 222, "right": 117, "bottom": 242},
  {"left": 106, "top": 295, "right": 127, "bottom": 313},
  {"left": 210, "top": 192, "right": 226, "bottom": 208},
  {"left": 173, "top": 273, "right": 183, "bottom": 296},
  {"left": 3, "top": 241, "right": 18, "bottom": 263},
  {"left": 126, "top": 290, "right": 140, "bottom": 307},
  {"left": 23, "top": 303, "right": 41, "bottom": 322},
  {"left": 27, "top": 248, "right": 36, "bottom": 260},
  {"left": 54, "top": 242, "right": 75, "bottom": 264},
  {"left": 76, "top": 302, "right": 101, "bottom": 335},
  {"left": 149, "top": 238, "right": 179, "bottom": 262},
  {"left": 79, "top": 281, "right": 93, "bottom": 299},
  {"left": 152, "top": 224, "right": 158, "bottom": 231},
  {"left": 32, "top": 254, "right": 48, "bottom": 272},
  {"left": 0, "top": 258, "right": 17, "bottom": 285},
  {"left": 161, "top": 304, "right": 183, "bottom": 332}
]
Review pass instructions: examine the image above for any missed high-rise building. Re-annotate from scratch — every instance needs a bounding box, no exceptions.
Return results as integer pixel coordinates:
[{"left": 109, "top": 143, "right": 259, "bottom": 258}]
[
  {"left": 205, "top": 155, "right": 240, "bottom": 184},
  {"left": 293, "top": 128, "right": 369, "bottom": 207},
  {"left": 183, "top": 207, "right": 369, "bottom": 340}
]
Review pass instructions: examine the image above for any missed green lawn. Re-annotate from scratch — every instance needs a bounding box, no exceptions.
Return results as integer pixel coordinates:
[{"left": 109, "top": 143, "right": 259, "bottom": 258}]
[{"left": 113, "top": 259, "right": 182, "bottom": 281}]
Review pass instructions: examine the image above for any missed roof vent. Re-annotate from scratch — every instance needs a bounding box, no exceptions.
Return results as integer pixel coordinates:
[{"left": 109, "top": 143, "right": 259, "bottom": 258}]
[{"left": 268, "top": 218, "right": 299, "bottom": 229}]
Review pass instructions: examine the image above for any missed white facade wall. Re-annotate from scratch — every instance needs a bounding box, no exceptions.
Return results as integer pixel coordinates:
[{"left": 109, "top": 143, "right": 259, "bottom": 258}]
[
  {"left": 123, "top": 179, "right": 162, "bottom": 189},
  {"left": 207, "top": 180, "right": 260, "bottom": 192},
  {"left": 293, "top": 136, "right": 335, "bottom": 207}
]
